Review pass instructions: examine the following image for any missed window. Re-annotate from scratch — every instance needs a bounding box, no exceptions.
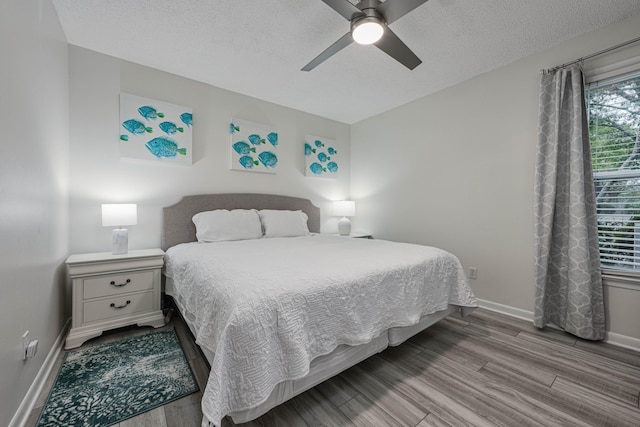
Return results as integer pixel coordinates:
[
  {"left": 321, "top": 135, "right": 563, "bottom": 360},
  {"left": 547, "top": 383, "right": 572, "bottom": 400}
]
[{"left": 587, "top": 70, "right": 640, "bottom": 272}]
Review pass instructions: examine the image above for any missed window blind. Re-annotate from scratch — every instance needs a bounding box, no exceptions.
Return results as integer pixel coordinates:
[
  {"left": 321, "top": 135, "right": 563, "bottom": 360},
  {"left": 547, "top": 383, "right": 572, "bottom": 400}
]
[{"left": 587, "top": 71, "right": 640, "bottom": 271}]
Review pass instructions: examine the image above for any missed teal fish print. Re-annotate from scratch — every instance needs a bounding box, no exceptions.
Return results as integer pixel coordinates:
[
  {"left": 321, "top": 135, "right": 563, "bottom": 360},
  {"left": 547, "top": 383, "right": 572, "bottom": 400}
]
[
  {"left": 248, "top": 134, "right": 265, "bottom": 146},
  {"left": 304, "top": 143, "right": 316, "bottom": 155},
  {"left": 317, "top": 152, "right": 328, "bottom": 163},
  {"left": 138, "top": 106, "right": 164, "bottom": 120},
  {"left": 159, "top": 121, "right": 184, "bottom": 135},
  {"left": 309, "top": 162, "right": 325, "bottom": 175},
  {"left": 233, "top": 141, "right": 256, "bottom": 155},
  {"left": 328, "top": 147, "right": 337, "bottom": 155},
  {"left": 327, "top": 161, "right": 338, "bottom": 173},
  {"left": 314, "top": 139, "right": 324, "bottom": 148},
  {"left": 120, "top": 134, "right": 129, "bottom": 141},
  {"left": 122, "top": 119, "right": 152, "bottom": 135},
  {"left": 258, "top": 151, "right": 278, "bottom": 168},
  {"left": 230, "top": 123, "right": 240, "bottom": 134},
  {"left": 239, "top": 155, "right": 259, "bottom": 169},
  {"left": 145, "top": 137, "right": 187, "bottom": 158},
  {"left": 180, "top": 112, "right": 193, "bottom": 126},
  {"left": 267, "top": 132, "right": 278, "bottom": 147}
]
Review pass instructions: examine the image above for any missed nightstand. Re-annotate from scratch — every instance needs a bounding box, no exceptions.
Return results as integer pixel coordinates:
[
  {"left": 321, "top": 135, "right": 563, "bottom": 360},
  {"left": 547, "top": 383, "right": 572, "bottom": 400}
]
[{"left": 65, "top": 248, "right": 165, "bottom": 349}]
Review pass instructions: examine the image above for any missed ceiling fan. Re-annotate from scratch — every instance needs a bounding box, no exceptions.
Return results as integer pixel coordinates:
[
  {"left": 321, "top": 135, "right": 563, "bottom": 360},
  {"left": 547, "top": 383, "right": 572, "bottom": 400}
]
[{"left": 302, "top": 0, "right": 429, "bottom": 71}]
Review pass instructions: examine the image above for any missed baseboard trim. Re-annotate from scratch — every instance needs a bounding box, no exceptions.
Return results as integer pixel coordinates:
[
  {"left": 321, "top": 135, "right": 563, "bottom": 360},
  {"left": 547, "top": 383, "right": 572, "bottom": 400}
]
[
  {"left": 476, "top": 298, "right": 640, "bottom": 352},
  {"left": 605, "top": 331, "right": 640, "bottom": 352},
  {"left": 9, "top": 318, "right": 70, "bottom": 427},
  {"left": 476, "top": 298, "right": 534, "bottom": 322}
]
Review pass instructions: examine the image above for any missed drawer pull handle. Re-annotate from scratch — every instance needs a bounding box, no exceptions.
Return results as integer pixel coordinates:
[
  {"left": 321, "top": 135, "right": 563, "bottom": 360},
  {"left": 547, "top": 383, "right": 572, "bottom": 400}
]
[
  {"left": 110, "top": 279, "right": 131, "bottom": 287},
  {"left": 110, "top": 300, "right": 131, "bottom": 309}
]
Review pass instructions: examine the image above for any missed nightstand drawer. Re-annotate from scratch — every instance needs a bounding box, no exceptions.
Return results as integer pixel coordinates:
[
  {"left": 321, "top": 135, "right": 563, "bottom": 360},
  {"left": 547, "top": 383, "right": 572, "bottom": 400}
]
[
  {"left": 83, "top": 271, "right": 154, "bottom": 299},
  {"left": 83, "top": 291, "right": 154, "bottom": 323}
]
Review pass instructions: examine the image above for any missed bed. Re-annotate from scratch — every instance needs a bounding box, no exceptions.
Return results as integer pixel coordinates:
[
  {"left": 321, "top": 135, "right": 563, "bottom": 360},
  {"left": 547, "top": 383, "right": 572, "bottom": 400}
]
[{"left": 161, "top": 193, "right": 478, "bottom": 427}]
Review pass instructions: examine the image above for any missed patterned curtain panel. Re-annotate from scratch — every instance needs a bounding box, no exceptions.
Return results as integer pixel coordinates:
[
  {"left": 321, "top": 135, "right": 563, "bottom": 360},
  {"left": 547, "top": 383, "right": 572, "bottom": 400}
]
[{"left": 534, "top": 66, "right": 605, "bottom": 340}]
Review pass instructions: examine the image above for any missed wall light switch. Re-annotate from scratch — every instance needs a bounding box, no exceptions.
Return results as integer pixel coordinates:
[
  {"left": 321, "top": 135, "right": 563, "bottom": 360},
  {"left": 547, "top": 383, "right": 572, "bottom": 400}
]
[{"left": 22, "top": 331, "right": 29, "bottom": 360}]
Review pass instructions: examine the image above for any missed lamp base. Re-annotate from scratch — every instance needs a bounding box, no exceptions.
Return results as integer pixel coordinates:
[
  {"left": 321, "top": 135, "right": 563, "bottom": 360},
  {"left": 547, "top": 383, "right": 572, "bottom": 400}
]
[
  {"left": 112, "top": 228, "right": 129, "bottom": 255},
  {"left": 338, "top": 217, "right": 351, "bottom": 236}
]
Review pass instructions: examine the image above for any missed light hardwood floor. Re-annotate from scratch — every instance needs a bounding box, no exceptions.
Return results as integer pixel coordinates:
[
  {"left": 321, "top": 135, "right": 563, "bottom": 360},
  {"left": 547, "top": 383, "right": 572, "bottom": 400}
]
[{"left": 27, "top": 308, "right": 640, "bottom": 426}]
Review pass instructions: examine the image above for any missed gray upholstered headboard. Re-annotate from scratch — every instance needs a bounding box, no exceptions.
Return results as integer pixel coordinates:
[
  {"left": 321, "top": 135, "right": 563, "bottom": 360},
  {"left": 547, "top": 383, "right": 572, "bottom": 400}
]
[{"left": 161, "top": 193, "right": 321, "bottom": 251}]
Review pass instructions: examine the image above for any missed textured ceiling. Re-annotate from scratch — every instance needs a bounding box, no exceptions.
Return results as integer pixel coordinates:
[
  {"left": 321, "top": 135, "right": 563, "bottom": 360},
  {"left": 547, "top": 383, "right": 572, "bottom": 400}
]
[{"left": 52, "top": 0, "right": 640, "bottom": 124}]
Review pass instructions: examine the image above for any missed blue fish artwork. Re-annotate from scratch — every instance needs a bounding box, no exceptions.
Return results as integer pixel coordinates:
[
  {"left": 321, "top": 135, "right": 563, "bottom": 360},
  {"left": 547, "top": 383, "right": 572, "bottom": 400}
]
[
  {"left": 122, "top": 119, "right": 152, "bottom": 135},
  {"left": 328, "top": 147, "right": 337, "bottom": 155},
  {"left": 230, "top": 123, "right": 240, "bottom": 134},
  {"left": 314, "top": 139, "right": 324, "bottom": 148},
  {"left": 145, "top": 137, "right": 187, "bottom": 158},
  {"left": 138, "top": 106, "right": 164, "bottom": 120},
  {"left": 317, "top": 152, "right": 328, "bottom": 163},
  {"left": 327, "top": 161, "right": 338, "bottom": 173},
  {"left": 180, "top": 112, "right": 193, "bottom": 127},
  {"left": 309, "top": 162, "right": 325, "bottom": 175},
  {"left": 239, "top": 155, "right": 259, "bottom": 169},
  {"left": 258, "top": 151, "right": 278, "bottom": 168},
  {"left": 120, "top": 134, "right": 129, "bottom": 141},
  {"left": 304, "top": 143, "right": 316, "bottom": 156},
  {"left": 159, "top": 121, "right": 184, "bottom": 135},
  {"left": 248, "top": 134, "right": 265, "bottom": 146},
  {"left": 233, "top": 141, "right": 257, "bottom": 155},
  {"left": 267, "top": 132, "right": 278, "bottom": 147}
]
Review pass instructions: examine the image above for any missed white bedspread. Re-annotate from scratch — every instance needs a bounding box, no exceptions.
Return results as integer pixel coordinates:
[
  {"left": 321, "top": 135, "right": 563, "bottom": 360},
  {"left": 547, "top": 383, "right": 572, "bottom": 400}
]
[{"left": 164, "top": 235, "right": 477, "bottom": 426}]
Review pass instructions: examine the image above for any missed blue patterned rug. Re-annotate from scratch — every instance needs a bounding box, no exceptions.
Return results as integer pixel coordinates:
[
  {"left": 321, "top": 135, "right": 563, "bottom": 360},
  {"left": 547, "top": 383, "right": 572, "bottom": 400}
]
[{"left": 36, "top": 329, "right": 199, "bottom": 426}]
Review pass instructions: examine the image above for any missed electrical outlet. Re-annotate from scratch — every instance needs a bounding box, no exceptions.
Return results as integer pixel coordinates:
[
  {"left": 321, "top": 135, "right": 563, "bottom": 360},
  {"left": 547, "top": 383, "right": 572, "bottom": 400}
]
[
  {"left": 26, "top": 340, "right": 38, "bottom": 358},
  {"left": 468, "top": 267, "right": 478, "bottom": 280},
  {"left": 22, "top": 331, "right": 38, "bottom": 359}
]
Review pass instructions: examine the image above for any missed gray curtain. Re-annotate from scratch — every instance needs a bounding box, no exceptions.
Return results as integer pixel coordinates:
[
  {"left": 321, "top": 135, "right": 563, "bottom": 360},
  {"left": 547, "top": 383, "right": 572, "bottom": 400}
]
[{"left": 534, "top": 65, "right": 605, "bottom": 340}]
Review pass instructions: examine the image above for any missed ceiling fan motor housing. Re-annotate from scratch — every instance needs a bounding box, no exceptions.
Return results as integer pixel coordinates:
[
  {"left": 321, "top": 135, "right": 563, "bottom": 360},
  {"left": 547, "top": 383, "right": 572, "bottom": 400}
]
[
  {"left": 353, "top": 0, "right": 385, "bottom": 23},
  {"left": 351, "top": 0, "right": 385, "bottom": 44},
  {"left": 355, "top": 0, "right": 383, "bottom": 14}
]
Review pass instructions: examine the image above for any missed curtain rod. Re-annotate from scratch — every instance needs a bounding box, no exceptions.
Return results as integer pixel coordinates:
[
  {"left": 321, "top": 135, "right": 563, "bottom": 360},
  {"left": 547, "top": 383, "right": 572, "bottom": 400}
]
[{"left": 543, "top": 35, "right": 640, "bottom": 74}]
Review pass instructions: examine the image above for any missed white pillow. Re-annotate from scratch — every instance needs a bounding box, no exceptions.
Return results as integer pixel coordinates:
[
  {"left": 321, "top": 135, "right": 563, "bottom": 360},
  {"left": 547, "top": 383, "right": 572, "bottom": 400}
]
[
  {"left": 192, "top": 209, "right": 263, "bottom": 242},
  {"left": 259, "top": 209, "right": 310, "bottom": 238}
]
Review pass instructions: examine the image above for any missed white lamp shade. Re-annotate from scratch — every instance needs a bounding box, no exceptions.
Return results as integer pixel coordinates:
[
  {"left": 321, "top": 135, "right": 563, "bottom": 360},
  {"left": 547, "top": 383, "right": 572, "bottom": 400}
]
[
  {"left": 102, "top": 204, "right": 137, "bottom": 227},
  {"left": 333, "top": 200, "right": 355, "bottom": 217}
]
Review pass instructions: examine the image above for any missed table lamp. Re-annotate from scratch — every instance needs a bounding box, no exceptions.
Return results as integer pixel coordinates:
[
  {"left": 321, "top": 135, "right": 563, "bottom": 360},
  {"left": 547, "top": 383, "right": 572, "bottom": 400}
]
[
  {"left": 333, "top": 200, "right": 355, "bottom": 236},
  {"left": 102, "top": 204, "right": 137, "bottom": 254}
]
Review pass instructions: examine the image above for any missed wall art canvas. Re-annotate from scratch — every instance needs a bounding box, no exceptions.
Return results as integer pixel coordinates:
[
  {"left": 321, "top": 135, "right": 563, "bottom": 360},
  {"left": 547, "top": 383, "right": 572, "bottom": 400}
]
[
  {"left": 304, "top": 135, "right": 340, "bottom": 178},
  {"left": 229, "top": 118, "right": 278, "bottom": 173},
  {"left": 119, "top": 93, "right": 192, "bottom": 165}
]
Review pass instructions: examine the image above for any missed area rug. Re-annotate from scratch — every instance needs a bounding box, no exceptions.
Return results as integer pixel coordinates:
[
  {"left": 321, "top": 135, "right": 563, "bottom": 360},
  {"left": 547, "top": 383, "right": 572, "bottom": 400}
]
[{"left": 36, "top": 329, "right": 199, "bottom": 426}]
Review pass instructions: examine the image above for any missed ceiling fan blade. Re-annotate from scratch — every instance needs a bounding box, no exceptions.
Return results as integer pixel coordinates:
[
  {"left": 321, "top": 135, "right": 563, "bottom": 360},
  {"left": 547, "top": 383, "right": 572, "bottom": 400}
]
[
  {"left": 302, "top": 32, "right": 354, "bottom": 71},
  {"left": 376, "top": 0, "right": 430, "bottom": 25},
  {"left": 321, "top": 0, "right": 364, "bottom": 21},
  {"left": 374, "top": 27, "right": 422, "bottom": 70}
]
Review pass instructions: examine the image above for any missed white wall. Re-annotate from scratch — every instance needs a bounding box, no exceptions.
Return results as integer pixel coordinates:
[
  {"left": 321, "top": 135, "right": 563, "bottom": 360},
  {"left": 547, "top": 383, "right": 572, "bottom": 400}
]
[
  {"left": 351, "top": 13, "right": 640, "bottom": 344},
  {"left": 0, "top": 1, "right": 69, "bottom": 425},
  {"left": 68, "top": 47, "right": 351, "bottom": 254}
]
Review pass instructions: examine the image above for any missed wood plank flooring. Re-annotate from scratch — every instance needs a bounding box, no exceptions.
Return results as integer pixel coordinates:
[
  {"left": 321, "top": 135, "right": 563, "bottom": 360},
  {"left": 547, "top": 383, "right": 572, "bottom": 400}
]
[{"left": 26, "top": 308, "right": 640, "bottom": 426}]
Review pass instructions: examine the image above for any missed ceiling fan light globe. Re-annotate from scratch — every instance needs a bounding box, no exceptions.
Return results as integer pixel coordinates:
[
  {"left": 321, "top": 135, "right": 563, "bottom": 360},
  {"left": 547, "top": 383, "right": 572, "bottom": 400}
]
[{"left": 352, "top": 20, "right": 384, "bottom": 45}]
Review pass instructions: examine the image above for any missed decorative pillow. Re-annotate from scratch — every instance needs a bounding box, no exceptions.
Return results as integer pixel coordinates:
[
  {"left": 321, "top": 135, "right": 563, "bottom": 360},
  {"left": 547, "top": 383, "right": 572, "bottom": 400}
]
[
  {"left": 258, "top": 209, "right": 310, "bottom": 238},
  {"left": 192, "top": 209, "right": 263, "bottom": 242}
]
